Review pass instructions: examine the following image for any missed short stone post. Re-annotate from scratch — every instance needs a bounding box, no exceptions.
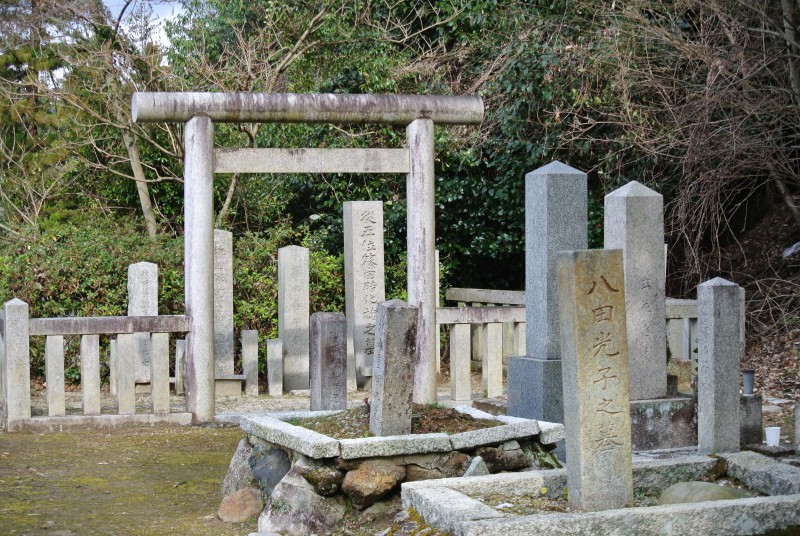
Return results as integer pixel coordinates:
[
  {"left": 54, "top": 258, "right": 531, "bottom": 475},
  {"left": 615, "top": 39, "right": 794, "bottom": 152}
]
[
  {"left": 267, "top": 339, "right": 283, "bottom": 397},
  {"left": 3, "top": 299, "right": 31, "bottom": 421},
  {"left": 370, "top": 300, "right": 419, "bottom": 436},
  {"left": 174, "top": 339, "right": 186, "bottom": 395},
  {"left": 242, "top": 330, "right": 259, "bottom": 396},
  {"left": 483, "top": 323, "right": 503, "bottom": 398},
  {"left": 558, "top": 249, "right": 633, "bottom": 512},
  {"left": 508, "top": 161, "right": 587, "bottom": 424},
  {"left": 604, "top": 181, "right": 667, "bottom": 400},
  {"left": 214, "top": 229, "right": 235, "bottom": 375},
  {"left": 151, "top": 333, "right": 170, "bottom": 414},
  {"left": 344, "top": 201, "right": 386, "bottom": 391},
  {"left": 450, "top": 323, "right": 472, "bottom": 404},
  {"left": 80, "top": 334, "right": 101, "bottom": 416},
  {"left": 116, "top": 333, "right": 136, "bottom": 415},
  {"left": 697, "top": 277, "right": 743, "bottom": 453},
  {"left": 45, "top": 335, "right": 65, "bottom": 417},
  {"left": 127, "top": 262, "right": 158, "bottom": 385},
  {"left": 278, "top": 245, "right": 310, "bottom": 392},
  {"left": 310, "top": 313, "right": 348, "bottom": 411},
  {"left": 407, "top": 118, "right": 437, "bottom": 404},
  {"left": 109, "top": 338, "right": 117, "bottom": 396}
]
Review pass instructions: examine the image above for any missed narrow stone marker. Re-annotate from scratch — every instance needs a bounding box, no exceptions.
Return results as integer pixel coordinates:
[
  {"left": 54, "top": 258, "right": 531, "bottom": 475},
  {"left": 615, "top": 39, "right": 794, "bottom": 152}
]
[
  {"left": 214, "top": 229, "right": 235, "bottom": 375},
  {"left": 698, "top": 277, "right": 743, "bottom": 454},
  {"left": 604, "top": 181, "right": 667, "bottom": 400},
  {"left": 45, "top": 335, "right": 65, "bottom": 417},
  {"left": 242, "top": 330, "right": 259, "bottom": 396},
  {"left": 278, "top": 245, "right": 310, "bottom": 391},
  {"left": 266, "top": 339, "right": 283, "bottom": 397},
  {"left": 80, "top": 334, "right": 101, "bottom": 416},
  {"left": 558, "top": 249, "right": 633, "bottom": 512},
  {"left": 370, "top": 300, "right": 419, "bottom": 437},
  {"left": 127, "top": 262, "right": 158, "bottom": 384},
  {"left": 309, "top": 312, "right": 348, "bottom": 411},
  {"left": 174, "top": 339, "right": 186, "bottom": 395},
  {"left": 344, "top": 201, "right": 386, "bottom": 390}
]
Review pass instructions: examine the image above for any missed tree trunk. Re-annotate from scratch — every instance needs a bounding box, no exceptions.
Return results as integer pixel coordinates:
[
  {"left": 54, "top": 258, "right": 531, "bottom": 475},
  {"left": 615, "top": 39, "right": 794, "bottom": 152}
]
[{"left": 122, "top": 128, "right": 158, "bottom": 239}]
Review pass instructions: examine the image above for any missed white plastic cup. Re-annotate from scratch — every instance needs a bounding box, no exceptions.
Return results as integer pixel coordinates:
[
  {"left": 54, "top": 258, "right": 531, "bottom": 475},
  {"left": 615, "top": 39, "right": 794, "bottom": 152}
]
[{"left": 765, "top": 426, "right": 781, "bottom": 447}]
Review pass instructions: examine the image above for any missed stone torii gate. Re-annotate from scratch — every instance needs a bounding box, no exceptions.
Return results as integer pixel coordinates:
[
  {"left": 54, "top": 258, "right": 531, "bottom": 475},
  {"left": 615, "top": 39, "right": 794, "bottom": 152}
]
[{"left": 132, "top": 92, "right": 483, "bottom": 421}]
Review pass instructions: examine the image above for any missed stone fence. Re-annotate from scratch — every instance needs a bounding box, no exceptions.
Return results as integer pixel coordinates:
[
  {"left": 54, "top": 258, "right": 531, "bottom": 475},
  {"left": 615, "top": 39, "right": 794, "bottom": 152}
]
[
  {"left": 0, "top": 298, "right": 193, "bottom": 432},
  {"left": 441, "top": 288, "right": 700, "bottom": 405}
]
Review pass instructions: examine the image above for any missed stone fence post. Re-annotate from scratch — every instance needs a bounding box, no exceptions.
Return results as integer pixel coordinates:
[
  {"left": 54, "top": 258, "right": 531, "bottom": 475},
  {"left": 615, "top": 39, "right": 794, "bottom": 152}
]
[{"left": 3, "top": 299, "right": 31, "bottom": 421}]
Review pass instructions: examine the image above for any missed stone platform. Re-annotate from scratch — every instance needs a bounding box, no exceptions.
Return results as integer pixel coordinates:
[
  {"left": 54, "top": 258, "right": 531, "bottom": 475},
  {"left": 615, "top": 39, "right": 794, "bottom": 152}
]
[{"left": 402, "top": 451, "right": 800, "bottom": 535}]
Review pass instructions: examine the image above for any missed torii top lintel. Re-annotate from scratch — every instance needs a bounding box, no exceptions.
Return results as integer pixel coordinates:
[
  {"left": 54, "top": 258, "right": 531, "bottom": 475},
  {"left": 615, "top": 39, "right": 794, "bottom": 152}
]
[{"left": 132, "top": 92, "right": 484, "bottom": 126}]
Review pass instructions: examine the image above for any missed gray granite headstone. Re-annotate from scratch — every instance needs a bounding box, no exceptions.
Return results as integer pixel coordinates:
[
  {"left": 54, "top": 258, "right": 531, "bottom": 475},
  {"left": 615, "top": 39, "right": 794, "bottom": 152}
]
[
  {"left": 242, "top": 330, "right": 259, "bottom": 396},
  {"left": 214, "top": 229, "right": 235, "bottom": 375},
  {"left": 344, "top": 201, "right": 386, "bottom": 390},
  {"left": 127, "top": 262, "right": 158, "bottom": 384},
  {"left": 267, "top": 338, "right": 283, "bottom": 397},
  {"left": 370, "top": 300, "right": 419, "bottom": 437},
  {"left": 508, "top": 161, "right": 587, "bottom": 425},
  {"left": 604, "top": 181, "right": 667, "bottom": 400},
  {"left": 278, "top": 245, "right": 310, "bottom": 391},
  {"left": 697, "top": 277, "right": 743, "bottom": 454},
  {"left": 309, "top": 312, "right": 348, "bottom": 411},
  {"left": 558, "top": 249, "right": 633, "bottom": 512}
]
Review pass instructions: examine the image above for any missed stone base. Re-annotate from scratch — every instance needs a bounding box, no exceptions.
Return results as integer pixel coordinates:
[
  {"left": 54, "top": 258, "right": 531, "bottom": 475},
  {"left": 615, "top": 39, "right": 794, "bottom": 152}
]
[
  {"left": 506, "top": 356, "right": 563, "bottom": 424},
  {"left": 630, "top": 397, "right": 696, "bottom": 451},
  {"left": 740, "top": 394, "right": 763, "bottom": 447},
  {"left": 744, "top": 444, "right": 796, "bottom": 457},
  {"left": 216, "top": 378, "right": 243, "bottom": 397},
  {"left": 472, "top": 397, "right": 508, "bottom": 416},
  {"left": 135, "top": 383, "right": 151, "bottom": 394}
]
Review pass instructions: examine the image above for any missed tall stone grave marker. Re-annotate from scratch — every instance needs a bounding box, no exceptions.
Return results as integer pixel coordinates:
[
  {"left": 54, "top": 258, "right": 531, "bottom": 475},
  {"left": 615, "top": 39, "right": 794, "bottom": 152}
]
[
  {"left": 344, "top": 201, "right": 386, "bottom": 390},
  {"left": 604, "top": 181, "right": 667, "bottom": 400},
  {"left": 214, "top": 229, "right": 235, "bottom": 375},
  {"left": 558, "top": 249, "right": 633, "bottom": 512},
  {"left": 508, "top": 161, "right": 587, "bottom": 424},
  {"left": 698, "top": 277, "right": 743, "bottom": 453},
  {"left": 370, "top": 300, "right": 419, "bottom": 436},
  {"left": 278, "top": 245, "right": 310, "bottom": 391},
  {"left": 310, "top": 312, "right": 348, "bottom": 411},
  {"left": 127, "top": 262, "right": 158, "bottom": 384}
]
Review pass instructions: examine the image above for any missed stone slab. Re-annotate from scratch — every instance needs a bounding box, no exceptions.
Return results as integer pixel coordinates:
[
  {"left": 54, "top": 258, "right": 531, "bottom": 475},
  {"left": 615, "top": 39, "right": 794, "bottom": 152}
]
[
  {"left": 127, "top": 262, "right": 158, "bottom": 383},
  {"left": 740, "top": 394, "right": 763, "bottom": 447},
  {"left": 242, "top": 330, "right": 259, "bottom": 396},
  {"left": 630, "top": 397, "right": 696, "bottom": 451},
  {"left": 310, "top": 312, "right": 348, "bottom": 411},
  {"left": 45, "top": 335, "right": 65, "bottom": 417},
  {"left": 240, "top": 414, "right": 341, "bottom": 459},
  {"left": 723, "top": 451, "right": 800, "bottom": 495},
  {"left": 266, "top": 339, "right": 283, "bottom": 397},
  {"left": 340, "top": 433, "right": 452, "bottom": 459},
  {"left": 216, "top": 379, "right": 243, "bottom": 397},
  {"left": 6, "top": 413, "right": 193, "bottom": 432}
]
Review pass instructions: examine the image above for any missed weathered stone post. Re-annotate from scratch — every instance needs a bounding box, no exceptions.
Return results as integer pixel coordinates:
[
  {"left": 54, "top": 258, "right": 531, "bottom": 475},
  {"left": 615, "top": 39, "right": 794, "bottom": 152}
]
[
  {"left": 80, "top": 334, "right": 101, "bottom": 416},
  {"left": 450, "top": 323, "right": 471, "bottom": 404},
  {"left": 267, "top": 339, "right": 283, "bottom": 397},
  {"left": 508, "top": 161, "right": 587, "bottom": 424},
  {"left": 127, "top": 261, "right": 158, "bottom": 385},
  {"left": 604, "top": 181, "right": 667, "bottom": 400},
  {"left": 407, "top": 118, "right": 437, "bottom": 404},
  {"left": 242, "top": 330, "right": 259, "bottom": 396},
  {"left": 344, "top": 201, "right": 385, "bottom": 390},
  {"left": 45, "top": 335, "right": 65, "bottom": 416},
  {"left": 558, "top": 249, "right": 632, "bottom": 512},
  {"left": 698, "top": 277, "right": 743, "bottom": 453},
  {"left": 174, "top": 339, "right": 186, "bottom": 395},
  {"left": 108, "top": 338, "right": 117, "bottom": 396},
  {"left": 370, "top": 300, "right": 418, "bottom": 436},
  {"left": 3, "top": 299, "right": 31, "bottom": 421},
  {"left": 278, "top": 245, "right": 310, "bottom": 392},
  {"left": 483, "top": 322, "right": 503, "bottom": 398},
  {"left": 116, "top": 334, "right": 136, "bottom": 415},
  {"left": 214, "top": 229, "right": 235, "bottom": 375},
  {"left": 184, "top": 115, "right": 216, "bottom": 421},
  {"left": 309, "top": 312, "right": 347, "bottom": 411},
  {"left": 151, "top": 332, "right": 170, "bottom": 414}
]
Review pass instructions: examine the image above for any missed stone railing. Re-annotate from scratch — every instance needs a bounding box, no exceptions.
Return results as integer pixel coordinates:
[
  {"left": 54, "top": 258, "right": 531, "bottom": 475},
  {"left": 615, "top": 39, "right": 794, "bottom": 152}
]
[
  {"left": 0, "top": 298, "right": 193, "bottom": 432},
  {"left": 665, "top": 297, "right": 699, "bottom": 373},
  {"left": 436, "top": 302, "right": 525, "bottom": 405}
]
